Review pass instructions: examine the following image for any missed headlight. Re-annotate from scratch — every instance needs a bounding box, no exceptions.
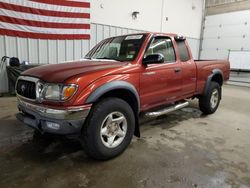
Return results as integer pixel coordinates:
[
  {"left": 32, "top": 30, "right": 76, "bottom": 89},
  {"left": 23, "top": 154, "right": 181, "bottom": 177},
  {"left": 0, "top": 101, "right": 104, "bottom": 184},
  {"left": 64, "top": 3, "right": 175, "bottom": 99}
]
[
  {"left": 43, "top": 84, "right": 78, "bottom": 101},
  {"left": 44, "top": 84, "right": 61, "bottom": 100}
]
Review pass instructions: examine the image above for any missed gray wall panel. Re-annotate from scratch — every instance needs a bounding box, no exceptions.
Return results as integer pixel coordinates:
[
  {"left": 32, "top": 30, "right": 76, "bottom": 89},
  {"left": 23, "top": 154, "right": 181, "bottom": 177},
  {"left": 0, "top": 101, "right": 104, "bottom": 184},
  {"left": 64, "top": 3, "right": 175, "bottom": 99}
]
[
  {"left": 57, "top": 40, "right": 66, "bottom": 63},
  {"left": 74, "top": 40, "right": 82, "bottom": 60},
  {"left": 127, "top": 29, "right": 133, "bottom": 34},
  {"left": 0, "top": 36, "right": 6, "bottom": 59},
  {"left": 122, "top": 28, "right": 128, "bottom": 35},
  {"left": 82, "top": 40, "right": 90, "bottom": 57},
  {"left": 103, "top": 25, "right": 110, "bottom": 39},
  {"left": 28, "top": 39, "right": 39, "bottom": 64},
  {"left": 17, "top": 38, "right": 28, "bottom": 62},
  {"left": 0, "top": 36, "right": 7, "bottom": 93},
  {"left": 65, "top": 40, "right": 74, "bottom": 61},
  {"left": 38, "top": 40, "right": 48, "bottom": 64},
  {"left": 96, "top": 25, "right": 104, "bottom": 43},
  {"left": 90, "top": 24, "right": 97, "bottom": 49},
  {"left": 116, "top": 28, "right": 122, "bottom": 36},
  {"left": 110, "top": 27, "right": 116, "bottom": 37},
  {"left": 6, "top": 37, "right": 17, "bottom": 57},
  {"left": 48, "top": 40, "right": 57, "bottom": 64}
]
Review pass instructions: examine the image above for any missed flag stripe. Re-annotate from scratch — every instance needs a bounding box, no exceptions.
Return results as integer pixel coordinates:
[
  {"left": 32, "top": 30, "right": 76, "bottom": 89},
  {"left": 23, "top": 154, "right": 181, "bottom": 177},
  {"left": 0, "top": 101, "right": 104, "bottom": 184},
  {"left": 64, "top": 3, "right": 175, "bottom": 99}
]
[
  {"left": 1, "top": 0, "right": 90, "bottom": 13},
  {"left": 0, "top": 9, "right": 89, "bottom": 24},
  {"left": 0, "top": 28, "right": 90, "bottom": 40},
  {"left": 0, "top": 15, "right": 90, "bottom": 29},
  {"left": 0, "top": 2, "right": 90, "bottom": 18},
  {"left": 0, "top": 22, "right": 90, "bottom": 35},
  {"left": 30, "top": 0, "right": 90, "bottom": 8}
]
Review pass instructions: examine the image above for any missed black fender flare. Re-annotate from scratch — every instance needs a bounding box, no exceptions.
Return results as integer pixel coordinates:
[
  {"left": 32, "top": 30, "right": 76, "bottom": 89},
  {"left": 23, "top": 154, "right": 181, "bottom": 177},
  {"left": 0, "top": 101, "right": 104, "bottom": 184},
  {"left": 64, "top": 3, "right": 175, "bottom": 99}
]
[
  {"left": 203, "top": 69, "right": 223, "bottom": 98},
  {"left": 86, "top": 81, "right": 140, "bottom": 110}
]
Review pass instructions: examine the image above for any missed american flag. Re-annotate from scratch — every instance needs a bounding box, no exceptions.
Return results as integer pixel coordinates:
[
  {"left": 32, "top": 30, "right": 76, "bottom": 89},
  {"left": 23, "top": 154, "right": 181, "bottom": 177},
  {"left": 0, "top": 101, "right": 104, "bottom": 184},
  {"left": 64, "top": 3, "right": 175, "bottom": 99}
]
[{"left": 0, "top": 0, "right": 90, "bottom": 40}]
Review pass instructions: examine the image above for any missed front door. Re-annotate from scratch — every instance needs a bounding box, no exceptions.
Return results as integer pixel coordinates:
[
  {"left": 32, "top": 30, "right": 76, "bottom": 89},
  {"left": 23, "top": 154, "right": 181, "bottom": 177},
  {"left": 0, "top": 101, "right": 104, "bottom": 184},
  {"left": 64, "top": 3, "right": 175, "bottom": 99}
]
[{"left": 140, "top": 37, "right": 182, "bottom": 111}]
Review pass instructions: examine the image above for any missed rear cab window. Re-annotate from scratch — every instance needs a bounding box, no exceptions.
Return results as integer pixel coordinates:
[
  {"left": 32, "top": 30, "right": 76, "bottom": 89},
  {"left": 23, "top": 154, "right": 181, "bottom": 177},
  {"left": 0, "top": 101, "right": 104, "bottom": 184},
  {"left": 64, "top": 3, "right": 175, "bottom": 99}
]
[{"left": 176, "top": 40, "right": 190, "bottom": 62}]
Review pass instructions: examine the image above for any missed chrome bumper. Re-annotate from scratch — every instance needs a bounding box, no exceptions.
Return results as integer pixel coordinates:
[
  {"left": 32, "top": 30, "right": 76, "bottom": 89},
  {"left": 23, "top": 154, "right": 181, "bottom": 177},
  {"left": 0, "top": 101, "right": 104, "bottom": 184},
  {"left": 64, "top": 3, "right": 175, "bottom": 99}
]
[
  {"left": 17, "top": 98, "right": 91, "bottom": 120},
  {"left": 16, "top": 98, "right": 92, "bottom": 135}
]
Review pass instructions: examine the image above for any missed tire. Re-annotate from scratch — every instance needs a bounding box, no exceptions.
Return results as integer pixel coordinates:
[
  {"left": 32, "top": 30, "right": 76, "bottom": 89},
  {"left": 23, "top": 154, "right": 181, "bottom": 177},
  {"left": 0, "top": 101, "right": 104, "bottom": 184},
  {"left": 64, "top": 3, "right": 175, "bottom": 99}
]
[
  {"left": 199, "top": 81, "right": 221, "bottom": 115},
  {"left": 81, "top": 97, "right": 135, "bottom": 160}
]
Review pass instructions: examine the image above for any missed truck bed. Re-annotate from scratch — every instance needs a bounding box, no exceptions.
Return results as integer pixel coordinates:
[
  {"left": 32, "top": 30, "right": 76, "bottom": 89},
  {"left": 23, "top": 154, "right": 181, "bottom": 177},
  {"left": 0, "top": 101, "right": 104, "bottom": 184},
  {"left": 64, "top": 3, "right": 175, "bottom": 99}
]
[{"left": 194, "top": 59, "right": 230, "bottom": 94}]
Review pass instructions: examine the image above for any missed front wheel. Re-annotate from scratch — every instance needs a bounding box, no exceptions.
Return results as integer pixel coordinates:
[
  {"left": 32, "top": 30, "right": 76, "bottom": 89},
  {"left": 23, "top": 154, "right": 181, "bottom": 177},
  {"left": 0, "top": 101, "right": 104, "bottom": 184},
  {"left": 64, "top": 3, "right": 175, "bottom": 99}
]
[
  {"left": 81, "top": 98, "right": 135, "bottom": 160},
  {"left": 199, "top": 81, "right": 221, "bottom": 114}
]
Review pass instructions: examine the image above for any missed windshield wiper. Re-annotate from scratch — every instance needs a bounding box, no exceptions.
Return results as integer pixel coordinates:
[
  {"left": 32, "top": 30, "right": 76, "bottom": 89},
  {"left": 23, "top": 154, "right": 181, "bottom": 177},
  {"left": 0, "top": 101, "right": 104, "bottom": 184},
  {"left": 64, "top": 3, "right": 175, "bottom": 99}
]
[
  {"left": 95, "top": 57, "right": 123, "bottom": 62},
  {"left": 84, "top": 56, "right": 92, "bottom": 60}
]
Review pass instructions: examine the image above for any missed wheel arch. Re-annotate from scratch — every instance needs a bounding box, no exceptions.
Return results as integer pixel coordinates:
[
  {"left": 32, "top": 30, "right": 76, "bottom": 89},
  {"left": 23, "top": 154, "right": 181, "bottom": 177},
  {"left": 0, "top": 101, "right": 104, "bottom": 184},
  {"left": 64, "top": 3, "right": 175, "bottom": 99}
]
[
  {"left": 211, "top": 69, "right": 223, "bottom": 86},
  {"left": 85, "top": 81, "right": 140, "bottom": 137},
  {"left": 203, "top": 69, "right": 223, "bottom": 98}
]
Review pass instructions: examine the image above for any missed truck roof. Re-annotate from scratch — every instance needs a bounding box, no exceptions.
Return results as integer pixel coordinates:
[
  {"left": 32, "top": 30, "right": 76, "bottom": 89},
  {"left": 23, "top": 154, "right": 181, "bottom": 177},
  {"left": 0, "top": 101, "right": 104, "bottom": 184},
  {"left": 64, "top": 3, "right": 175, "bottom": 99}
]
[
  {"left": 145, "top": 32, "right": 178, "bottom": 37},
  {"left": 111, "top": 32, "right": 179, "bottom": 38}
]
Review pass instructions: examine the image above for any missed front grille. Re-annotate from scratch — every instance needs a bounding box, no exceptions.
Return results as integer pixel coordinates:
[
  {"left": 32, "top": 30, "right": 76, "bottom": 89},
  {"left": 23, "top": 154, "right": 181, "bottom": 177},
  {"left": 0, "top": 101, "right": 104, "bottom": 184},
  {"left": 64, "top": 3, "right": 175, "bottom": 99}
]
[{"left": 16, "top": 80, "right": 36, "bottom": 100}]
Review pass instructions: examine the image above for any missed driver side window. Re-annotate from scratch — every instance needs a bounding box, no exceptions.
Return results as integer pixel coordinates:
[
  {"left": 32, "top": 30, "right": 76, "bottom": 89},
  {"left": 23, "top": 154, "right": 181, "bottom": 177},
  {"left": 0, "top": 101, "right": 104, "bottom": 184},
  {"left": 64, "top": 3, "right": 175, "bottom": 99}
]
[{"left": 145, "top": 37, "right": 176, "bottom": 63}]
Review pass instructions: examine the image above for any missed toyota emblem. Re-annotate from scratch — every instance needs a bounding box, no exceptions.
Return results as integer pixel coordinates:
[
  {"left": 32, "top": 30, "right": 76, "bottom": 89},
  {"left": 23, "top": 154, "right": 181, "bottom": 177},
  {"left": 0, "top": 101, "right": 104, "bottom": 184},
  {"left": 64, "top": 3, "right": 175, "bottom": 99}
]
[{"left": 21, "top": 84, "right": 26, "bottom": 92}]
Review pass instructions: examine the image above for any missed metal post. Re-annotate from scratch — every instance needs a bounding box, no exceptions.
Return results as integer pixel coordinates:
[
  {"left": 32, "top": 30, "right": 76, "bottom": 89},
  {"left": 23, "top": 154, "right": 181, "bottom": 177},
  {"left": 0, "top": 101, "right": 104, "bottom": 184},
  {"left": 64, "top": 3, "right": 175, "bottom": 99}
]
[
  {"left": 160, "top": 0, "right": 165, "bottom": 32},
  {"left": 198, "top": 0, "right": 207, "bottom": 59}
]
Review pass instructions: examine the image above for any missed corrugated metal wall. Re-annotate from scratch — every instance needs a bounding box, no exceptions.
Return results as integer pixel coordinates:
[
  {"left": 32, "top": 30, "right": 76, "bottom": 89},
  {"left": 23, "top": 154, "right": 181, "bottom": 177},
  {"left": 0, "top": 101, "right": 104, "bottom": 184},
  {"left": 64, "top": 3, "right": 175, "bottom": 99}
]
[{"left": 0, "top": 23, "right": 200, "bottom": 93}]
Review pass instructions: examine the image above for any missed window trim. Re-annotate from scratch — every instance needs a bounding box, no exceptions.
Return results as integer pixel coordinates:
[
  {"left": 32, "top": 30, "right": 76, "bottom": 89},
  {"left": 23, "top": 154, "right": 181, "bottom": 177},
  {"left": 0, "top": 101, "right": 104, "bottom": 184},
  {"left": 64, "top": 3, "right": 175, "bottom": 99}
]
[{"left": 144, "top": 36, "right": 177, "bottom": 64}]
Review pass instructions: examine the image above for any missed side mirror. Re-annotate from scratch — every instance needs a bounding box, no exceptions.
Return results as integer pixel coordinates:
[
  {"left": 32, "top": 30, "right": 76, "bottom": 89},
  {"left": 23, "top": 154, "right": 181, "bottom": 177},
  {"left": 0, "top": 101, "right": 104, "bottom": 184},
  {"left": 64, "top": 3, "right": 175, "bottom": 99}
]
[{"left": 143, "top": 54, "right": 164, "bottom": 65}]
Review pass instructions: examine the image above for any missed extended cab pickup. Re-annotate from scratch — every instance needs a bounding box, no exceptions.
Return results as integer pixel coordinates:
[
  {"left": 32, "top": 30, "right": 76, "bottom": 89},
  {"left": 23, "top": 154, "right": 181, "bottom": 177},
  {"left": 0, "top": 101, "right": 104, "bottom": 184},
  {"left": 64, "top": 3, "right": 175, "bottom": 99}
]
[{"left": 15, "top": 33, "right": 230, "bottom": 160}]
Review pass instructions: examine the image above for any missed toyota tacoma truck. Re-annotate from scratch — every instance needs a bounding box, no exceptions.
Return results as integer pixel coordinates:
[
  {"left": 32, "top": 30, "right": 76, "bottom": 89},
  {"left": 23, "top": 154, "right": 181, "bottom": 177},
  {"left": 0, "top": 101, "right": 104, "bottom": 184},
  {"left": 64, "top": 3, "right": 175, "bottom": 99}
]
[{"left": 15, "top": 33, "right": 230, "bottom": 160}]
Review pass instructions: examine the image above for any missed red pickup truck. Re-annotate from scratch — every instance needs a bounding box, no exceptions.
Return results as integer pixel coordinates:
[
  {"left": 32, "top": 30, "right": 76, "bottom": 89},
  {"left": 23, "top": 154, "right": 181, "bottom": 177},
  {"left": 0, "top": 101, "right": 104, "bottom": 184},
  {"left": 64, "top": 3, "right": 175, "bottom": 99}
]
[{"left": 16, "top": 33, "right": 230, "bottom": 160}]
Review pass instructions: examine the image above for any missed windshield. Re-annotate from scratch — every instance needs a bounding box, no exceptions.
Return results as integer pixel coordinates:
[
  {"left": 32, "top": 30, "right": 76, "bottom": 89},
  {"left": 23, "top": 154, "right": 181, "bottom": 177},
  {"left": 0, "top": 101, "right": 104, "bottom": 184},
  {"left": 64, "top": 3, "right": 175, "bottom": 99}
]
[{"left": 85, "top": 34, "right": 146, "bottom": 62}]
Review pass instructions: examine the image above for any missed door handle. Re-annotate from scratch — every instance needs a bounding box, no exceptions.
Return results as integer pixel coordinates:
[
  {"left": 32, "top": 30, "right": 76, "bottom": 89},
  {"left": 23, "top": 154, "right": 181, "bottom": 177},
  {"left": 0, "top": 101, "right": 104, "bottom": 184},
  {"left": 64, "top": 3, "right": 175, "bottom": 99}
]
[{"left": 174, "top": 68, "right": 181, "bottom": 73}]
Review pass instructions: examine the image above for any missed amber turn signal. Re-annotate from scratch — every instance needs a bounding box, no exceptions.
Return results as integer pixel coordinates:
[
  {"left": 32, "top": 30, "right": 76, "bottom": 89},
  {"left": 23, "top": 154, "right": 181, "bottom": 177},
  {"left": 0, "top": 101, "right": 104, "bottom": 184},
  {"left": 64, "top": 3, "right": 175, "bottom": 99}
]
[{"left": 62, "top": 85, "right": 77, "bottom": 100}]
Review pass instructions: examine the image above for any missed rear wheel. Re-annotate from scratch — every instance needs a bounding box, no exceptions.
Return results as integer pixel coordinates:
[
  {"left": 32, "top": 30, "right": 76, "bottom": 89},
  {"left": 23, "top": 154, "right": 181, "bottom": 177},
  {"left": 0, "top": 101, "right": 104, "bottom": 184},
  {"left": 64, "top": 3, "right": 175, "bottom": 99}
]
[
  {"left": 199, "top": 81, "right": 221, "bottom": 114},
  {"left": 81, "top": 98, "right": 135, "bottom": 160}
]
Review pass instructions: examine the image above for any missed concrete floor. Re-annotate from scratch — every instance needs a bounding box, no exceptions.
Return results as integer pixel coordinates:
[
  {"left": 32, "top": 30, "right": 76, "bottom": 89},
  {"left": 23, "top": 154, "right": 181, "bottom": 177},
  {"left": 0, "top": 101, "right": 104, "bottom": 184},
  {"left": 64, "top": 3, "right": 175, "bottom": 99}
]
[{"left": 0, "top": 84, "right": 250, "bottom": 188}]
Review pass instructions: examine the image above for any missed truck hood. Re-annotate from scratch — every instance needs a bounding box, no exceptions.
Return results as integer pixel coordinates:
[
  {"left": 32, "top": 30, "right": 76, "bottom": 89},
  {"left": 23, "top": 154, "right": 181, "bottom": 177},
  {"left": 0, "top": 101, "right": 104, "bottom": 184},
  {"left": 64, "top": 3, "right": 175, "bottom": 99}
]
[{"left": 22, "top": 60, "right": 126, "bottom": 83}]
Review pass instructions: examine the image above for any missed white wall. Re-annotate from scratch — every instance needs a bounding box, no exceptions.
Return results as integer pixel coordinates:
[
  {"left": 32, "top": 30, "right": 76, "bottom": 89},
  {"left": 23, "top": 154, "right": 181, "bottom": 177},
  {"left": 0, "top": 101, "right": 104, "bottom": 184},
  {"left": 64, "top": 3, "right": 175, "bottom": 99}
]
[
  {"left": 162, "top": 0, "right": 203, "bottom": 38},
  {"left": 201, "top": 10, "right": 250, "bottom": 59},
  {"left": 91, "top": 0, "right": 203, "bottom": 39},
  {"left": 200, "top": 10, "right": 250, "bottom": 85},
  {"left": 91, "top": 0, "right": 162, "bottom": 32}
]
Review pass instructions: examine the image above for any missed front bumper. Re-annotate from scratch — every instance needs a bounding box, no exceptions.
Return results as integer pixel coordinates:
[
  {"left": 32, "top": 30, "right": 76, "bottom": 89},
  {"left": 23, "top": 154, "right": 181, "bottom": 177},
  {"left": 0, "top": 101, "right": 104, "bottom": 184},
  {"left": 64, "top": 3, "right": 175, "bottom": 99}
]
[{"left": 16, "top": 98, "right": 91, "bottom": 135}]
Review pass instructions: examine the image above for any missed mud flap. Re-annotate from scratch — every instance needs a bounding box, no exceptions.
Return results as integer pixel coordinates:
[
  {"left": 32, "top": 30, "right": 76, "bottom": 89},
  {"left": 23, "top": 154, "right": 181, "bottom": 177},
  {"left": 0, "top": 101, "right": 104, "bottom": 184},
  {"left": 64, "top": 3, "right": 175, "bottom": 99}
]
[{"left": 134, "top": 116, "right": 140, "bottom": 137}]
